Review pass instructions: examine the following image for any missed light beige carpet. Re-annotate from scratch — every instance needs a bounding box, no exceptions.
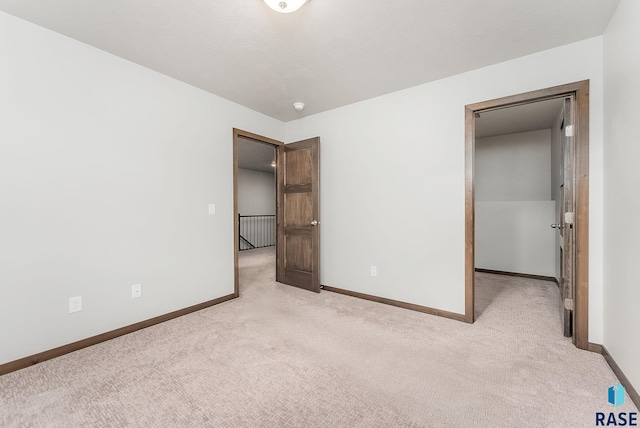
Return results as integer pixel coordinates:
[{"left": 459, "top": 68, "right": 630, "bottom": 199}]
[{"left": 0, "top": 247, "right": 636, "bottom": 427}]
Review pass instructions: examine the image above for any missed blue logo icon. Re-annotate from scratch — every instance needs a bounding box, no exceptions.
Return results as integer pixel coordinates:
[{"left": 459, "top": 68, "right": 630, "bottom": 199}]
[{"left": 608, "top": 383, "right": 626, "bottom": 407}]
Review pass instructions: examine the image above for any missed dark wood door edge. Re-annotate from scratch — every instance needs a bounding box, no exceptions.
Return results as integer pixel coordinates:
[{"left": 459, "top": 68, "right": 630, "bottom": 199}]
[
  {"left": 322, "top": 285, "right": 467, "bottom": 323},
  {"left": 475, "top": 268, "right": 558, "bottom": 283},
  {"left": 233, "top": 128, "right": 285, "bottom": 148},
  {"left": 0, "top": 293, "right": 237, "bottom": 377},
  {"left": 598, "top": 345, "right": 640, "bottom": 409},
  {"left": 277, "top": 137, "right": 321, "bottom": 293}
]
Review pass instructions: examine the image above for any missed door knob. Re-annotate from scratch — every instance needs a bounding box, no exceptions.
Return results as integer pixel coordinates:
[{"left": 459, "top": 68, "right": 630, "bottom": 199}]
[
  {"left": 551, "top": 223, "right": 563, "bottom": 229},
  {"left": 310, "top": 220, "right": 319, "bottom": 226}
]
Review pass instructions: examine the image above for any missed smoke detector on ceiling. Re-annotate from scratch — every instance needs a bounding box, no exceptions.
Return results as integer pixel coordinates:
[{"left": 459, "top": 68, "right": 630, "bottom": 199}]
[{"left": 293, "top": 102, "right": 305, "bottom": 111}]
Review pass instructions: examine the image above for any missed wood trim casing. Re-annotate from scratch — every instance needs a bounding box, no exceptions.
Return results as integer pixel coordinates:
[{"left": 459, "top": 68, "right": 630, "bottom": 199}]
[
  {"left": 322, "top": 285, "right": 466, "bottom": 322},
  {"left": 464, "top": 106, "right": 475, "bottom": 324},
  {"left": 475, "top": 268, "right": 557, "bottom": 283},
  {"left": 465, "top": 80, "right": 590, "bottom": 349},
  {"left": 232, "top": 128, "right": 284, "bottom": 296},
  {"left": 573, "top": 82, "right": 590, "bottom": 350},
  {"left": 597, "top": 345, "right": 640, "bottom": 409},
  {"left": 233, "top": 128, "right": 284, "bottom": 148},
  {"left": 0, "top": 293, "right": 236, "bottom": 376},
  {"left": 233, "top": 131, "right": 239, "bottom": 297},
  {"left": 587, "top": 342, "right": 603, "bottom": 354},
  {"left": 276, "top": 144, "right": 285, "bottom": 284}
]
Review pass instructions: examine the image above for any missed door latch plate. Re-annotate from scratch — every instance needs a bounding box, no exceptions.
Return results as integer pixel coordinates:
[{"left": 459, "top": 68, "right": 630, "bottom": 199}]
[{"left": 564, "top": 298, "right": 575, "bottom": 311}]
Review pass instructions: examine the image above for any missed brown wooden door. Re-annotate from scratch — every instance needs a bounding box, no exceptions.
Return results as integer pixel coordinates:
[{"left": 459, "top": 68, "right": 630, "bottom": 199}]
[
  {"left": 276, "top": 137, "right": 320, "bottom": 292},
  {"left": 559, "top": 96, "right": 576, "bottom": 339}
]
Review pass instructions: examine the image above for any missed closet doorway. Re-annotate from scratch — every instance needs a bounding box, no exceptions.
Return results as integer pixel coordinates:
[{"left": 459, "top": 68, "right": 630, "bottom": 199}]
[{"left": 464, "top": 81, "right": 590, "bottom": 350}]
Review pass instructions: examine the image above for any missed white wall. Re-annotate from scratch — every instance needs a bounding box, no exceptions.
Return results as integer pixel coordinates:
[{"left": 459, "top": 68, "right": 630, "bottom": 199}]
[
  {"left": 603, "top": 0, "right": 640, "bottom": 395},
  {"left": 0, "top": 12, "right": 284, "bottom": 365},
  {"left": 237, "top": 169, "right": 276, "bottom": 215},
  {"left": 475, "top": 130, "right": 555, "bottom": 276},
  {"left": 476, "top": 201, "right": 555, "bottom": 276},
  {"left": 476, "top": 130, "right": 551, "bottom": 202},
  {"left": 285, "top": 37, "right": 604, "bottom": 342}
]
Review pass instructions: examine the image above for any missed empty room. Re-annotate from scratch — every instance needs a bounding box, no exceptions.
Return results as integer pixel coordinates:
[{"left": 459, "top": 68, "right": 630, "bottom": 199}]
[{"left": 1, "top": 0, "right": 639, "bottom": 426}]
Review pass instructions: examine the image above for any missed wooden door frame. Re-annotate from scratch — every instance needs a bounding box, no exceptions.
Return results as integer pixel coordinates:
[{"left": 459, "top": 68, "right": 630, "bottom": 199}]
[
  {"left": 464, "top": 80, "right": 590, "bottom": 350},
  {"left": 233, "top": 128, "right": 284, "bottom": 297}
]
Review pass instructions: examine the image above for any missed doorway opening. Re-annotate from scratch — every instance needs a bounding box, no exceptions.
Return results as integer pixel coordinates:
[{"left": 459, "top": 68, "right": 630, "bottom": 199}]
[
  {"left": 233, "top": 129, "right": 321, "bottom": 296},
  {"left": 233, "top": 129, "right": 283, "bottom": 297},
  {"left": 465, "top": 81, "right": 590, "bottom": 350}
]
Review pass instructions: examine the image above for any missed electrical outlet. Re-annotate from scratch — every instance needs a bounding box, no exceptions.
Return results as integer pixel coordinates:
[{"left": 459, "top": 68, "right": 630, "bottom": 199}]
[
  {"left": 69, "top": 296, "right": 82, "bottom": 313},
  {"left": 208, "top": 203, "right": 216, "bottom": 215},
  {"left": 370, "top": 266, "right": 377, "bottom": 277},
  {"left": 131, "top": 283, "right": 142, "bottom": 299}
]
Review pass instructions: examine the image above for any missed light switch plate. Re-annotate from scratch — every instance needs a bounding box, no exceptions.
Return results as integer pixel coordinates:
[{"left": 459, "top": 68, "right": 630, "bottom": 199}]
[
  {"left": 208, "top": 204, "right": 216, "bottom": 215},
  {"left": 69, "top": 296, "right": 82, "bottom": 313}
]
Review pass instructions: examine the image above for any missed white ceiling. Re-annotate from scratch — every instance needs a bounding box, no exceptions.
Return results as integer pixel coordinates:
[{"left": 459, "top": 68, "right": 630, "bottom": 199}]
[
  {"left": 0, "top": 0, "right": 620, "bottom": 121},
  {"left": 475, "top": 98, "right": 566, "bottom": 138},
  {"left": 238, "top": 137, "right": 276, "bottom": 173}
]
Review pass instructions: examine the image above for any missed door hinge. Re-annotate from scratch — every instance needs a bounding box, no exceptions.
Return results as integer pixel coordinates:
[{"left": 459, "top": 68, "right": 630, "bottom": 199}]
[
  {"left": 564, "top": 298, "right": 575, "bottom": 311},
  {"left": 564, "top": 212, "right": 574, "bottom": 225},
  {"left": 565, "top": 125, "right": 574, "bottom": 137}
]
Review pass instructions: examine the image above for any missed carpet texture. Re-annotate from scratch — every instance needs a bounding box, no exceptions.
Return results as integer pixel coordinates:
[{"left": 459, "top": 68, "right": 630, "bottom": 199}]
[{"left": 0, "top": 247, "right": 636, "bottom": 427}]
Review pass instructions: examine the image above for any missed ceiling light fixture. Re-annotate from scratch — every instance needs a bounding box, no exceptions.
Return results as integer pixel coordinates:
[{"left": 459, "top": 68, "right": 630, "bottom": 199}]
[
  {"left": 263, "top": 0, "right": 309, "bottom": 14},
  {"left": 293, "top": 102, "right": 305, "bottom": 111}
]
